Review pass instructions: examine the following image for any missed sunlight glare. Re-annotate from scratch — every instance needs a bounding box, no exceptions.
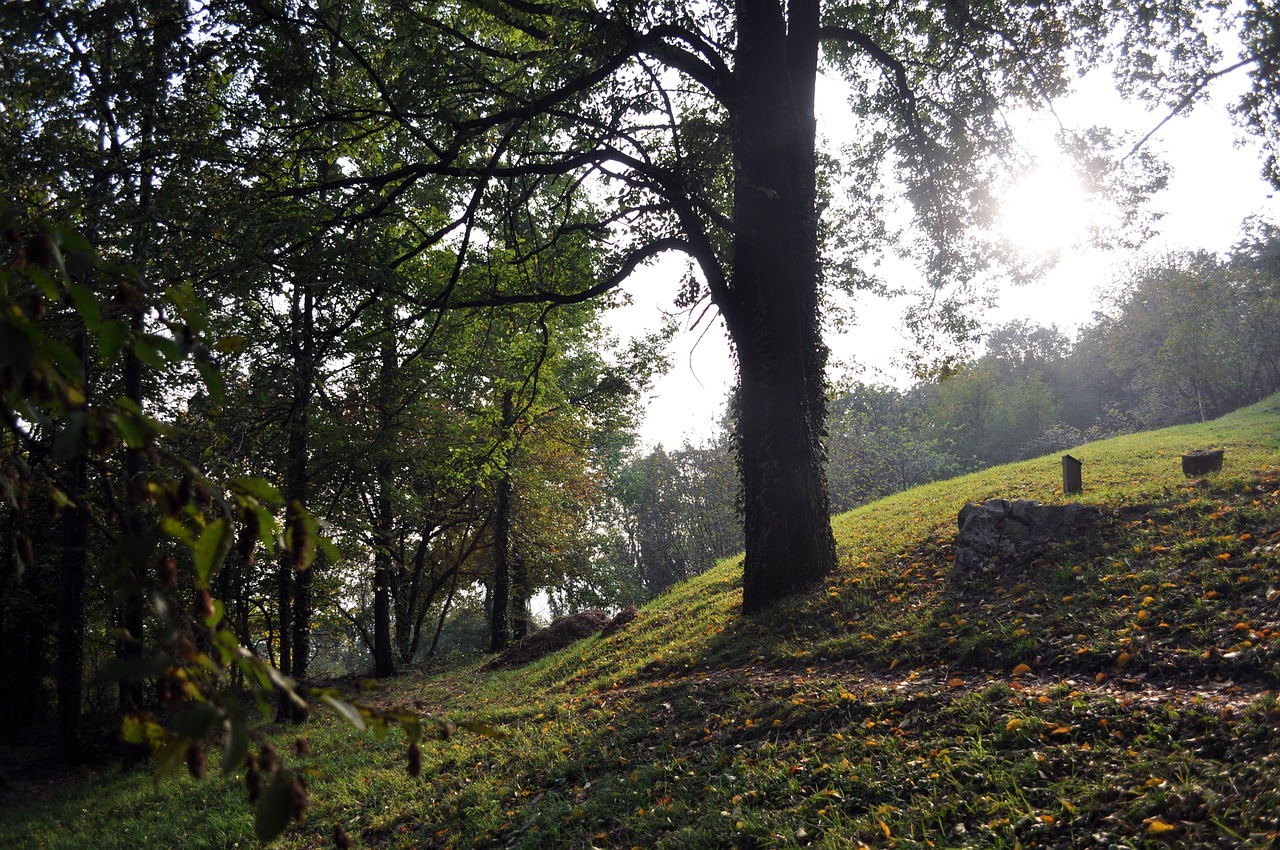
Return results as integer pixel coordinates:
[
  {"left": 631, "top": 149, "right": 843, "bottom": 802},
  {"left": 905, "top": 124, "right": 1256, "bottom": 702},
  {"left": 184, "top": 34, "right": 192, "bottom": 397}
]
[{"left": 999, "top": 167, "right": 1093, "bottom": 256}]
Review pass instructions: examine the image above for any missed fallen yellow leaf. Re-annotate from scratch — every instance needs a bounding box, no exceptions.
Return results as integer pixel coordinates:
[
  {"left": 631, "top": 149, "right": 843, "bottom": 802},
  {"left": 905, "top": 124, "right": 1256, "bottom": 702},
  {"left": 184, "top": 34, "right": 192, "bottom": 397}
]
[{"left": 1147, "top": 819, "right": 1176, "bottom": 834}]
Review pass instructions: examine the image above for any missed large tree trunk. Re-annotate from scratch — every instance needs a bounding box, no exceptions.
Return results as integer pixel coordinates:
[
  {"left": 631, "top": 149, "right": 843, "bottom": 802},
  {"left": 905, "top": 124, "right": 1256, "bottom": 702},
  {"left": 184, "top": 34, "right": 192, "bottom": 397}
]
[{"left": 725, "top": 0, "right": 836, "bottom": 613}]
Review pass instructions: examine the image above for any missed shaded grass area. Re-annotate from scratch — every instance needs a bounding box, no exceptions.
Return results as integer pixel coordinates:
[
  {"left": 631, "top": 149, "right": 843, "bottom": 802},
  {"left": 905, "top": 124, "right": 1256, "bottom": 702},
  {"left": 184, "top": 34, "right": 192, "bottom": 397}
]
[{"left": 4, "top": 396, "right": 1280, "bottom": 848}]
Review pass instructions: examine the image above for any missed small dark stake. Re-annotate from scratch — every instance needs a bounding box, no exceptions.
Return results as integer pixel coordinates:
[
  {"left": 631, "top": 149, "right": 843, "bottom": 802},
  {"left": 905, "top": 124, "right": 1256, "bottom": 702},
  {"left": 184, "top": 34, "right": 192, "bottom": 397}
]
[
  {"left": 1182, "top": 449, "right": 1224, "bottom": 477},
  {"left": 1062, "top": 454, "right": 1083, "bottom": 494}
]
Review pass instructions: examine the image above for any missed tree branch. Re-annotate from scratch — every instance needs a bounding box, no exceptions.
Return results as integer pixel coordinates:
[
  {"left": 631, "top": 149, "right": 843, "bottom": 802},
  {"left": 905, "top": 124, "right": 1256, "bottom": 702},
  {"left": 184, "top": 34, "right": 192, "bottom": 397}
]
[
  {"left": 446, "top": 236, "right": 694, "bottom": 309},
  {"left": 1124, "top": 57, "right": 1256, "bottom": 161}
]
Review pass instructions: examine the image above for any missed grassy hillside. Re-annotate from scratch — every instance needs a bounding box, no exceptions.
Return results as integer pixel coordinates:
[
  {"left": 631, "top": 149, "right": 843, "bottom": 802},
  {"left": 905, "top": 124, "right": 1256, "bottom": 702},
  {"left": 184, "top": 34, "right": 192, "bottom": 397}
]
[{"left": 6, "top": 396, "right": 1280, "bottom": 849}]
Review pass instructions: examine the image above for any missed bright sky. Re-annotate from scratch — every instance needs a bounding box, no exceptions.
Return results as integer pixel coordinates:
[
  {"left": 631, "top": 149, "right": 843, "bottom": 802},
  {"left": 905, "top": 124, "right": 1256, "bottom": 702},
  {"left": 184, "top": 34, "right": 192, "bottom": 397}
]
[{"left": 611, "top": 51, "right": 1278, "bottom": 450}]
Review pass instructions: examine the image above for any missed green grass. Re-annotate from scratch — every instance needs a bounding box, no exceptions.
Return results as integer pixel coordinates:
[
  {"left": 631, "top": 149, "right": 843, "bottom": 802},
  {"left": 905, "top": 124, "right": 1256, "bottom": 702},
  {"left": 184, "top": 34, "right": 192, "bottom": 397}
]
[{"left": 5, "top": 395, "right": 1280, "bottom": 848}]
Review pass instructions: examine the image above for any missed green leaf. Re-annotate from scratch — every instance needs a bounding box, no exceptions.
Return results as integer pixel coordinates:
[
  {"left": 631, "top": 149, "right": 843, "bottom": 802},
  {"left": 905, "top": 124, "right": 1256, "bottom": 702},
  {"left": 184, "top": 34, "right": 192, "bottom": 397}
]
[
  {"left": 320, "top": 694, "right": 367, "bottom": 732},
  {"left": 173, "top": 702, "right": 222, "bottom": 740},
  {"left": 115, "top": 412, "right": 150, "bottom": 450},
  {"left": 51, "top": 413, "right": 86, "bottom": 463},
  {"left": 96, "top": 318, "right": 127, "bottom": 363},
  {"left": 42, "top": 336, "right": 84, "bottom": 383},
  {"left": 122, "top": 713, "right": 165, "bottom": 748},
  {"left": 115, "top": 395, "right": 143, "bottom": 416},
  {"left": 251, "top": 503, "right": 279, "bottom": 550},
  {"left": 204, "top": 598, "right": 225, "bottom": 628},
  {"left": 159, "top": 515, "right": 195, "bottom": 546},
  {"left": 212, "top": 334, "right": 248, "bottom": 354},
  {"left": 398, "top": 713, "right": 422, "bottom": 747},
  {"left": 26, "top": 266, "right": 59, "bottom": 302},
  {"left": 231, "top": 477, "right": 283, "bottom": 505},
  {"left": 192, "top": 518, "right": 233, "bottom": 585},
  {"left": 455, "top": 720, "right": 510, "bottom": 739},
  {"left": 254, "top": 769, "right": 297, "bottom": 842},
  {"left": 91, "top": 653, "right": 171, "bottom": 685},
  {"left": 66, "top": 282, "right": 101, "bottom": 329},
  {"left": 134, "top": 333, "right": 182, "bottom": 369},
  {"left": 166, "top": 282, "right": 206, "bottom": 334},
  {"left": 221, "top": 717, "right": 250, "bottom": 774},
  {"left": 195, "top": 357, "right": 225, "bottom": 406},
  {"left": 318, "top": 535, "right": 341, "bottom": 565},
  {"left": 153, "top": 738, "right": 187, "bottom": 791},
  {"left": 263, "top": 664, "right": 306, "bottom": 712}
]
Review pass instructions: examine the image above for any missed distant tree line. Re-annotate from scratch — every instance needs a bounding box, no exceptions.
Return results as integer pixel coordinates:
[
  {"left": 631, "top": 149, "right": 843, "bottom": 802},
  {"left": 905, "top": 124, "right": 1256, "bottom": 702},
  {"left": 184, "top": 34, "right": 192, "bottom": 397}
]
[{"left": 826, "top": 219, "right": 1280, "bottom": 510}]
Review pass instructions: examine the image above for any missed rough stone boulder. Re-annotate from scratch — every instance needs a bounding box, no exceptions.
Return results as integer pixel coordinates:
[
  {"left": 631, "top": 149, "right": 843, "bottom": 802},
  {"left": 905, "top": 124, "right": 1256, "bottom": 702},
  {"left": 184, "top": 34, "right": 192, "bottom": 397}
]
[
  {"left": 953, "top": 499, "right": 1103, "bottom": 576},
  {"left": 483, "top": 607, "right": 637, "bottom": 670}
]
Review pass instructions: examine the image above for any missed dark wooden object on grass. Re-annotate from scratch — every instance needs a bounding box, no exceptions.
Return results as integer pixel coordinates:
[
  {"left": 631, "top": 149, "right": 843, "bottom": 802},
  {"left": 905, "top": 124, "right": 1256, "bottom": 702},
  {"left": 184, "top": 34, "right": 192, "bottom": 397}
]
[
  {"left": 1182, "top": 449, "right": 1224, "bottom": 477},
  {"left": 1062, "top": 454, "right": 1083, "bottom": 494}
]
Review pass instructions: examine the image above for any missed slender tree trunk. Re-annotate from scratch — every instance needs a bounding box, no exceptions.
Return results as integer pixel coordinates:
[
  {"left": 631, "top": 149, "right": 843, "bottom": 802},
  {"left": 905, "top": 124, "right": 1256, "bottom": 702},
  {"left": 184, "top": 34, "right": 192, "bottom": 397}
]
[
  {"left": 56, "top": 464, "right": 87, "bottom": 762},
  {"left": 511, "top": 551, "right": 529, "bottom": 641},
  {"left": 427, "top": 567, "right": 460, "bottom": 658},
  {"left": 488, "top": 390, "right": 516, "bottom": 653},
  {"left": 55, "top": 332, "right": 89, "bottom": 762},
  {"left": 724, "top": 0, "right": 836, "bottom": 613},
  {"left": 278, "top": 279, "right": 315, "bottom": 721},
  {"left": 275, "top": 543, "right": 293, "bottom": 721},
  {"left": 372, "top": 307, "right": 397, "bottom": 677},
  {"left": 117, "top": 320, "right": 149, "bottom": 767}
]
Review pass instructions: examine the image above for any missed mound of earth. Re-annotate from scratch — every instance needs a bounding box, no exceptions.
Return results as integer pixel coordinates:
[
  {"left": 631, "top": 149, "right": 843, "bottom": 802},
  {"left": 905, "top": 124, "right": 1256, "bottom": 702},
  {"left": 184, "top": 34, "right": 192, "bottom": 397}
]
[{"left": 484, "top": 607, "right": 637, "bottom": 670}]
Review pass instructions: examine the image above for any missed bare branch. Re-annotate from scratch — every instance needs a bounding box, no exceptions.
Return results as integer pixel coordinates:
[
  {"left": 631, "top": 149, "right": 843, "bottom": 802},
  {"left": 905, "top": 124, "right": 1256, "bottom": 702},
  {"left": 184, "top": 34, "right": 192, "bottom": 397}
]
[{"left": 1124, "top": 57, "right": 1256, "bottom": 161}]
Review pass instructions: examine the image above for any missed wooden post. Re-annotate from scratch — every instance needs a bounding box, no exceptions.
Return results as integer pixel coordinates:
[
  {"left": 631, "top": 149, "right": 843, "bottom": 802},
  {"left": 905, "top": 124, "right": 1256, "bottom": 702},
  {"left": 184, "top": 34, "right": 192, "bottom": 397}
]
[
  {"left": 1182, "top": 449, "right": 1224, "bottom": 477},
  {"left": 1062, "top": 454, "right": 1083, "bottom": 494}
]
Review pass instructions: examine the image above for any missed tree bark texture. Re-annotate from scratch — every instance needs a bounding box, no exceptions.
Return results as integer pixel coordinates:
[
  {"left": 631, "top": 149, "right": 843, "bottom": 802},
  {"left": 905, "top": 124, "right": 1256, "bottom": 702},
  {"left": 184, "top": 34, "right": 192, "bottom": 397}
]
[
  {"left": 512, "top": 552, "right": 530, "bottom": 642},
  {"left": 372, "top": 306, "right": 397, "bottom": 677},
  {"left": 278, "top": 279, "right": 315, "bottom": 721},
  {"left": 725, "top": 0, "right": 837, "bottom": 612},
  {"left": 488, "top": 390, "right": 516, "bottom": 653}
]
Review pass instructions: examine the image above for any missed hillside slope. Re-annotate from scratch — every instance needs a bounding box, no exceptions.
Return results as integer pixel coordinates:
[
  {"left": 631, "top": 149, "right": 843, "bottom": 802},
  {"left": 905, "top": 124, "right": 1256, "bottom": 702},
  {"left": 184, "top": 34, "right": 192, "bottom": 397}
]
[{"left": 6, "top": 395, "right": 1280, "bottom": 849}]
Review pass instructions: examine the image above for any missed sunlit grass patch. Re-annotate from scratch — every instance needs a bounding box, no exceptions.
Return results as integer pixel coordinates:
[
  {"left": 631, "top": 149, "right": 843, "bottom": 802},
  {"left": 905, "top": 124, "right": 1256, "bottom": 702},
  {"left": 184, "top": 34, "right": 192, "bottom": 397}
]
[{"left": 7, "top": 394, "right": 1280, "bottom": 849}]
